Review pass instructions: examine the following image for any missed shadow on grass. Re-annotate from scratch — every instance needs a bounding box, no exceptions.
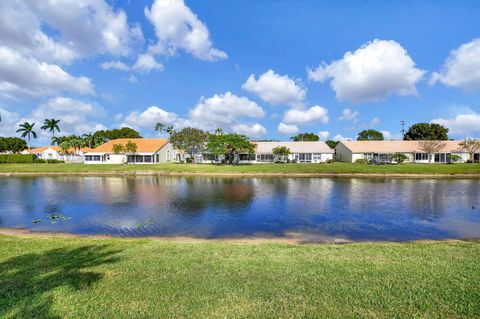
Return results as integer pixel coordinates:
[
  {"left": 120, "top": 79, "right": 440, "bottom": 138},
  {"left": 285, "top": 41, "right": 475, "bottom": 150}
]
[{"left": 0, "top": 244, "right": 121, "bottom": 319}]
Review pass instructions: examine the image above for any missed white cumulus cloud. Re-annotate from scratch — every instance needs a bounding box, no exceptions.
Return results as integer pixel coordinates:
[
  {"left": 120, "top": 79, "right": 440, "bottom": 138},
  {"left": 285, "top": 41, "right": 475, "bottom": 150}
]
[
  {"left": 122, "top": 106, "right": 179, "bottom": 130},
  {"left": 338, "top": 108, "right": 359, "bottom": 122},
  {"left": 242, "top": 69, "right": 306, "bottom": 107},
  {"left": 19, "top": 97, "right": 107, "bottom": 143},
  {"left": 430, "top": 38, "right": 480, "bottom": 91},
  {"left": 381, "top": 130, "right": 403, "bottom": 140},
  {"left": 188, "top": 91, "right": 265, "bottom": 129},
  {"left": 132, "top": 54, "right": 164, "bottom": 73},
  {"left": 318, "top": 131, "right": 330, "bottom": 140},
  {"left": 431, "top": 112, "right": 480, "bottom": 137},
  {"left": 308, "top": 39, "right": 425, "bottom": 103},
  {"left": 278, "top": 122, "right": 299, "bottom": 135},
  {"left": 333, "top": 134, "right": 353, "bottom": 141},
  {"left": 232, "top": 123, "right": 267, "bottom": 137},
  {"left": 145, "top": 0, "right": 227, "bottom": 61},
  {"left": 0, "top": 47, "right": 94, "bottom": 100},
  {"left": 283, "top": 105, "right": 329, "bottom": 124},
  {"left": 0, "top": 0, "right": 141, "bottom": 65}
]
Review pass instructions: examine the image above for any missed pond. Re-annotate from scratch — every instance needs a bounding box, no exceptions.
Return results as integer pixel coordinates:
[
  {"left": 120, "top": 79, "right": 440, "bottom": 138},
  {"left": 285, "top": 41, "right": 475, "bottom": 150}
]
[{"left": 1, "top": 176, "right": 479, "bottom": 242}]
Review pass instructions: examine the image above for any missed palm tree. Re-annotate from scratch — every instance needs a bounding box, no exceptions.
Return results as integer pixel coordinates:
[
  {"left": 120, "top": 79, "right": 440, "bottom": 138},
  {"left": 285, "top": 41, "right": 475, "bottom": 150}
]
[
  {"left": 17, "top": 122, "right": 37, "bottom": 149},
  {"left": 41, "top": 119, "right": 61, "bottom": 145},
  {"left": 52, "top": 136, "right": 63, "bottom": 146},
  {"left": 82, "top": 133, "right": 95, "bottom": 148},
  {"left": 69, "top": 137, "right": 85, "bottom": 155}
]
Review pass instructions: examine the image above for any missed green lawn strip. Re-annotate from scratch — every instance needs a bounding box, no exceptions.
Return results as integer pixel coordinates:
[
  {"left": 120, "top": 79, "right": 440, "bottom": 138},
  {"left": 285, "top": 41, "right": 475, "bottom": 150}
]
[
  {"left": 0, "top": 162, "right": 480, "bottom": 174},
  {"left": 0, "top": 236, "right": 478, "bottom": 318}
]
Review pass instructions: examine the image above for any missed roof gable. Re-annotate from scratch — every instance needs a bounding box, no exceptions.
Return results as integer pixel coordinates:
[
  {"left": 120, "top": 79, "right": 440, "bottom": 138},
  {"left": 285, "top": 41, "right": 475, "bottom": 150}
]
[{"left": 88, "top": 138, "right": 168, "bottom": 153}]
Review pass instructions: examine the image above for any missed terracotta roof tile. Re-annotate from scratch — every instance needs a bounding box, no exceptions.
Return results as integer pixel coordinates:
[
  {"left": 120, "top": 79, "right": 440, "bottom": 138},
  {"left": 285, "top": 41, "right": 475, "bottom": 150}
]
[{"left": 88, "top": 138, "right": 168, "bottom": 153}]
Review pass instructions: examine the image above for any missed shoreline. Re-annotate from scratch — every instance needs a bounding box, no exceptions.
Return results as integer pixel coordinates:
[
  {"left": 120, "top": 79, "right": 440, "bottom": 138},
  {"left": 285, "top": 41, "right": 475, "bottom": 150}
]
[
  {"left": 1, "top": 171, "right": 480, "bottom": 178},
  {"left": 1, "top": 228, "right": 477, "bottom": 245}
]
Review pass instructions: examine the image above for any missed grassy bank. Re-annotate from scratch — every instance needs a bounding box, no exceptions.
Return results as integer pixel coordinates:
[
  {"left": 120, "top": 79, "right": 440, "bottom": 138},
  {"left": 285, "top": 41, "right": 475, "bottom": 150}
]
[
  {"left": 0, "top": 162, "right": 480, "bottom": 175},
  {"left": 0, "top": 235, "right": 479, "bottom": 318}
]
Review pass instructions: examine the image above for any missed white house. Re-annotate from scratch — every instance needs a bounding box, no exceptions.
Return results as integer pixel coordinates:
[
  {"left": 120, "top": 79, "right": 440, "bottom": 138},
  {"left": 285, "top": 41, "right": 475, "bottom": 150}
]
[
  {"left": 84, "top": 138, "right": 176, "bottom": 164},
  {"left": 24, "top": 146, "right": 62, "bottom": 160},
  {"left": 195, "top": 141, "right": 334, "bottom": 164},
  {"left": 335, "top": 140, "right": 474, "bottom": 163},
  {"left": 254, "top": 141, "right": 334, "bottom": 163}
]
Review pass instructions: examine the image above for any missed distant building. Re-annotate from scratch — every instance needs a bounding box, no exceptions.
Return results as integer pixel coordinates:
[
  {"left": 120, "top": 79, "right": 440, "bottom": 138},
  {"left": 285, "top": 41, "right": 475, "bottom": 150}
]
[
  {"left": 335, "top": 140, "right": 477, "bottom": 163},
  {"left": 23, "top": 146, "right": 62, "bottom": 160},
  {"left": 84, "top": 138, "right": 175, "bottom": 164},
  {"left": 196, "top": 141, "right": 334, "bottom": 164}
]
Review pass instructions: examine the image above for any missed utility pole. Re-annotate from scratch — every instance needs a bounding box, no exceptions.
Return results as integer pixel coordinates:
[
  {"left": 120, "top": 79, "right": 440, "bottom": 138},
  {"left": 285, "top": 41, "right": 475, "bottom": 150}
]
[{"left": 400, "top": 120, "right": 405, "bottom": 139}]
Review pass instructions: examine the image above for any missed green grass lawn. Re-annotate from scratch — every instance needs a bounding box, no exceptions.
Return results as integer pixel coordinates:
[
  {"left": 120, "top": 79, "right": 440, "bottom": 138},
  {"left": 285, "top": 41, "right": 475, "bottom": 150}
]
[
  {"left": 1, "top": 162, "right": 480, "bottom": 174},
  {"left": 0, "top": 236, "right": 479, "bottom": 318}
]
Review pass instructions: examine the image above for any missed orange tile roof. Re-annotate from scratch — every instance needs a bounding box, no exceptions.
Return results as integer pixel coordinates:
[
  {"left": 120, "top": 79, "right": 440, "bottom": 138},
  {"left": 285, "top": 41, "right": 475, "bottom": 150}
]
[
  {"left": 88, "top": 138, "right": 168, "bottom": 153},
  {"left": 26, "top": 146, "right": 61, "bottom": 154},
  {"left": 340, "top": 140, "right": 465, "bottom": 153}
]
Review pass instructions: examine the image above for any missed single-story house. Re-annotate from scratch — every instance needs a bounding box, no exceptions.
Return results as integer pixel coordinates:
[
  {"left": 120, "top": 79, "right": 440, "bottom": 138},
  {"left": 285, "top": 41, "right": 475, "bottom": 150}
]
[
  {"left": 196, "top": 141, "right": 334, "bottom": 164},
  {"left": 254, "top": 141, "right": 334, "bottom": 163},
  {"left": 84, "top": 138, "right": 175, "bottom": 164},
  {"left": 335, "top": 140, "right": 477, "bottom": 163},
  {"left": 23, "top": 146, "right": 62, "bottom": 160},
  {"left": 23, "top": 146, "right": 94, "bottom": 162}
]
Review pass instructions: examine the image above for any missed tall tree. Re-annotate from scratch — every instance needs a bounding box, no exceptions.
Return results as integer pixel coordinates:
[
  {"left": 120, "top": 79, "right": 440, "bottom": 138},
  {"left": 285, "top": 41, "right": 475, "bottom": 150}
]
[
  {"left": 16, "top": 122, "right": 37, "bottom": 149},
  {"left": 357, "top": 129, "right": 384, "bottom": 141},
  {"left": 458, "top": 138, "right": 480, "bottom": 163},
  {"left": 169, "top": 127, "right": 209, "bottom": 163},
  {"left": 93, "top": 127, "right": 141, "bottom": 142},
  {"left": 82, "top": 133, "right": 96, "bottom": 148},
  {"left": 290, "top": 133, "right": 319, "bottom": 141},
  {"left": 418, "top": 140, "right": 447, "bottom": 163},
  {"left": 207, "top": 133, "right": 255, "bottom": 164},
  {"left": 0, "top": 137, "right": 27, "bottom": 154},
  {"left": 41, "top": 119, "right": 61, "bottom": 145},
  {"left": 404, "top": 123, "right": 449, "bottom": 140}
]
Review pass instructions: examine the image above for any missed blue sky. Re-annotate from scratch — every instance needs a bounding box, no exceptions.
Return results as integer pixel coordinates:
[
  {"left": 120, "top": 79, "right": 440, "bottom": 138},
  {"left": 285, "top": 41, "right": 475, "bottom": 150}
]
[{"left": 1, "top": 0, "right": 479, "bottom": 144}]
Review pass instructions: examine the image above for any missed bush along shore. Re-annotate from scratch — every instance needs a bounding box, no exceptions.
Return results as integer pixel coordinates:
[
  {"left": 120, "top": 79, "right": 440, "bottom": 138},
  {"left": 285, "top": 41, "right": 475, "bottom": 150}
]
[{"left": 0, "top": 162, "right": 480, "bottom": 176}]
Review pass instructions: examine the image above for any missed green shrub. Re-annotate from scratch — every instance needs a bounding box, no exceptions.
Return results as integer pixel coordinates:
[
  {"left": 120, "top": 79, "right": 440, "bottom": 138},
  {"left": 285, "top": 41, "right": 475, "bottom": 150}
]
[
  {"left": 46, "top": 159, "right": 64, "bottom": 164},
  {"left": 392, "top": 153, "right": 408, "bottom": 164},
  {"left": 448, "top": 154, "right": 462, "bottom": 163},
  {"left": 354, "top": 158, "right": 368, "bottom": 164},
  {"left": 326, "top": 159, "right": 335, "bottom": 163},
  {"left": 0, "top": 154, "right": 36, "bottom": 163}
]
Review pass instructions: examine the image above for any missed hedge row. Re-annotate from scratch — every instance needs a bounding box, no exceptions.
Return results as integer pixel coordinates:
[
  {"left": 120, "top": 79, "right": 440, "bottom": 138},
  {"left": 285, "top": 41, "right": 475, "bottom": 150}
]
[{"left": 0, "top": 154, "right": 36, "bottom": 163}]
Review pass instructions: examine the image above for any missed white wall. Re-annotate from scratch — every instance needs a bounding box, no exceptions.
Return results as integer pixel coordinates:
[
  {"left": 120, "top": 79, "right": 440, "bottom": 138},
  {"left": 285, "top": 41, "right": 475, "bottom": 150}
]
[{"left": 335, "top": 143, "right": 353, "bottom": 162}]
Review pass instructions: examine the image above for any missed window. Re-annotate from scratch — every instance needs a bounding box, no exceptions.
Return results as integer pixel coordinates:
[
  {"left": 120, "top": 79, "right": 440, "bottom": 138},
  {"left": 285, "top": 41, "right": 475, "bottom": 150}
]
[
  {"left": 298, "top": 153, "right": 312, "bottom": 162},
  {"left": 415, "top": 153, "right": 429, "bottom": 161},
  {"left": 85, "top": 155, "right": 101, "bottom": 161},
  {"left": 256, "top": 154, "right": 274, "bottom": 162},
  {"left": 156, "top": 154, "right": 160, "bottom": 163},
  {"left": 239, "top": 153, "right": 255, "bottom": 161},
  {"left": 203, "top": 153, "right": 217, "bottom": 161}
]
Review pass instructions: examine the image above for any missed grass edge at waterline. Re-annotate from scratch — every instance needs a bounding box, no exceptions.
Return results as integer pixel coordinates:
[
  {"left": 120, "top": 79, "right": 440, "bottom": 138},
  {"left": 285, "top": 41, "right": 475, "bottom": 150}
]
[{"left": 1, "top": 162, "right": 480, "bottom": 175}]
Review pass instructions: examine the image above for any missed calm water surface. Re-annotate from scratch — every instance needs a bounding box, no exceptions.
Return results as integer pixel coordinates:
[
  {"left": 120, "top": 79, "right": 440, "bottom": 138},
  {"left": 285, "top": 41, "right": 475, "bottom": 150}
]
[{"left": 1, "top": 176, "right": 479, "bottom": 241}]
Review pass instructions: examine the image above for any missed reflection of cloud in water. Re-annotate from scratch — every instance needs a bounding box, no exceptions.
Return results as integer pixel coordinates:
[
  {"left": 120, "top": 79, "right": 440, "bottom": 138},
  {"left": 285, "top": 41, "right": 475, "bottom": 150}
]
[{"left": 1, "top": 176, "right": 480, "bottom": 240}]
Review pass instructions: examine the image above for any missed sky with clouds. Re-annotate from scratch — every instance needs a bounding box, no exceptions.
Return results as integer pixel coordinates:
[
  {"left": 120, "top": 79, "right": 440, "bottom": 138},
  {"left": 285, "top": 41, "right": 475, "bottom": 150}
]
[{"left": 1, "top": 0, "right": 480, "bottom": 144}]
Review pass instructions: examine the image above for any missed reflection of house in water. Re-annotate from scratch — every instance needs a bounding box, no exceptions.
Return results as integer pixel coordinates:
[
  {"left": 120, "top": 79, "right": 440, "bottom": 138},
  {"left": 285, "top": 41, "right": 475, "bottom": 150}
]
[{"left": 169, "top": 177, "right": 256, "bottom": 215}]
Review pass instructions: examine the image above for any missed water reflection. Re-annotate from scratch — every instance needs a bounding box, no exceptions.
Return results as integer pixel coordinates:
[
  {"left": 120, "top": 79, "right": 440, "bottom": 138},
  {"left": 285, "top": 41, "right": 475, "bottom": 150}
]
[{"left": 0, "top": 176, "right": 479, "bottom": 241}]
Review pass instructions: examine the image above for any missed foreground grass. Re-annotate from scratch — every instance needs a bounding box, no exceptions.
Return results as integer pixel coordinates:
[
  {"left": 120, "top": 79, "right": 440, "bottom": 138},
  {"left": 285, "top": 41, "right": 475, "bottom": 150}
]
[
  {"left": 0, "top": 236, "right": 479, "bottom": 318},
  {"left": 1, "top": 162, "right": 480, "bottom": 174}
]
